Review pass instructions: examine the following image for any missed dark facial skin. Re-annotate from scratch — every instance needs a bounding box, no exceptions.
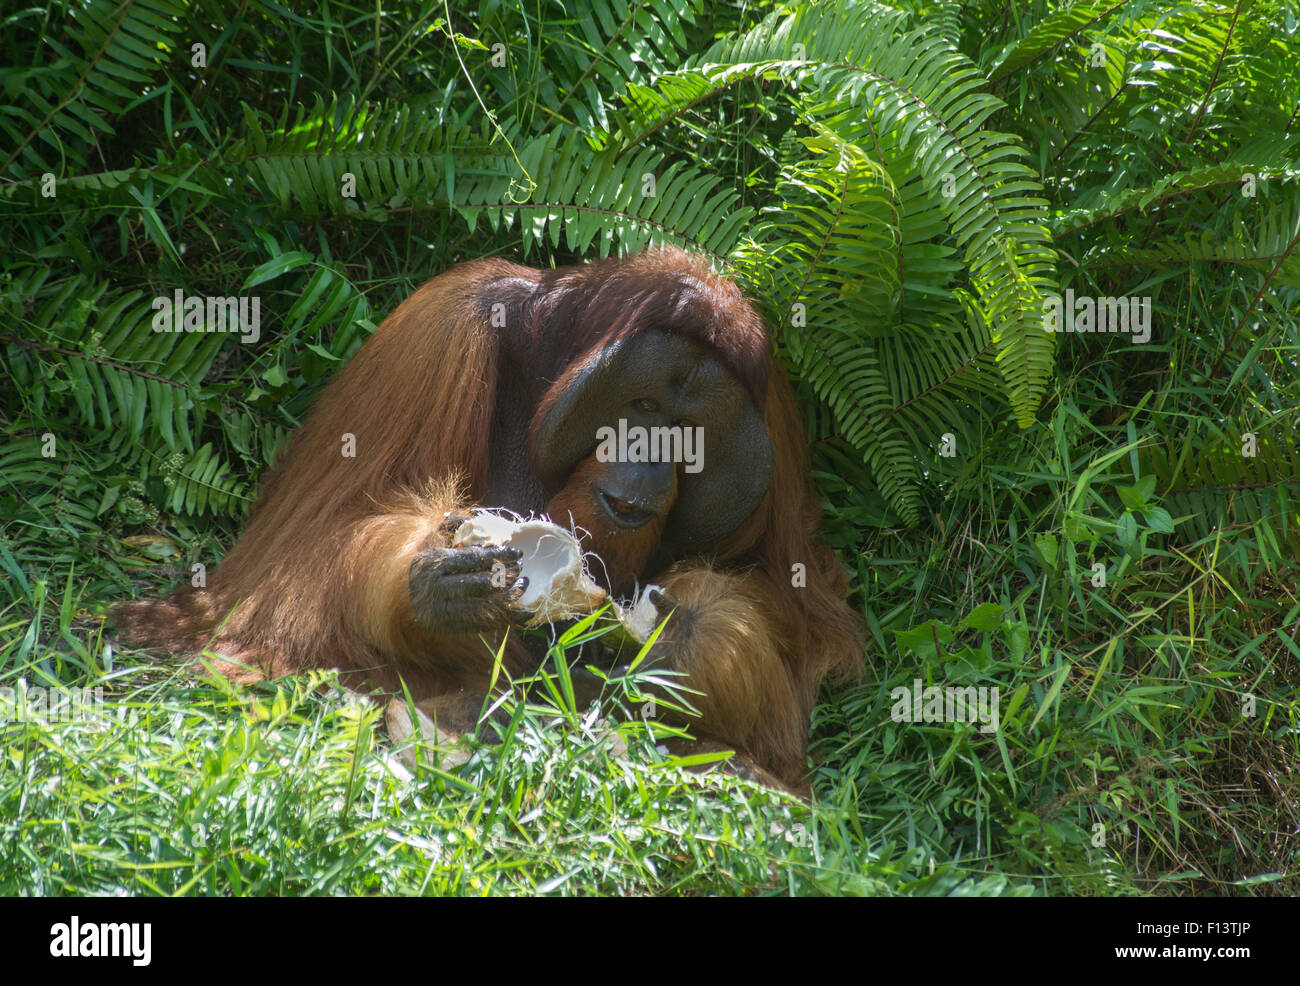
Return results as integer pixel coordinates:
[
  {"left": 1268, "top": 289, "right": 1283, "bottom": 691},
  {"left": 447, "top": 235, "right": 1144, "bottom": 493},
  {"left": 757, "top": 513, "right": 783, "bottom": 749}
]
[
  {"left": 532, "top": 329, "right": 773, "bottom": 552},
  {"left": 591, "top": 397, "right": 679, "bottom": 530}
]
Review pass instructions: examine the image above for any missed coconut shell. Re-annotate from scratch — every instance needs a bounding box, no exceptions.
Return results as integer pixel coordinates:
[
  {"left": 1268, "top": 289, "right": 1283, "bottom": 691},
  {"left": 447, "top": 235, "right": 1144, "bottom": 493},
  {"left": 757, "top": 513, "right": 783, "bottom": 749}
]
[{"left": 451, "top": 510, "right": 608, "bottom": 625}]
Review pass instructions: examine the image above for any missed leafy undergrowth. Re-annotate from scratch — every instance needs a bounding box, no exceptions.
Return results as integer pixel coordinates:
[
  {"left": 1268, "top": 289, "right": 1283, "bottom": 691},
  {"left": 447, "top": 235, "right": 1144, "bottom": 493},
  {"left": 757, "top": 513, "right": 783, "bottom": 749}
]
[
  {"left": 811, "top": 395, "right": 1300, "bottom": 897},
  {"left": 0, "top": 652, "right": 1026, "bottom": 897}
]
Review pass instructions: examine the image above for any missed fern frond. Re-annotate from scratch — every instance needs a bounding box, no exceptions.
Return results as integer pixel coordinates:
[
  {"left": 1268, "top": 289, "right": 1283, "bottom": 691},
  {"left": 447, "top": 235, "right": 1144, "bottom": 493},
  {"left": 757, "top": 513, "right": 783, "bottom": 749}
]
[
  {"left": 1054, "top": 136, "right": 1300, "bottom": 236},
  {"left": 1106, "top": 198, "right": 1300, "bottom": 289},
  {"left": 985, "top": 0, "right": 1130, "bottom": 82},
  {"left": 0, "top": 0, "right": 185, "bottom": 175},
  {"left": 748, "top": 135, "right": 922, "bottom": 523},
  {"left": 3, "top": 280, "right": 224, "bottom": 452},
  {"left": 702, "top": 0, "right": 1059, "bottom": 427},
  {"left": 1144, "top": 423, "right": 1300, "bottom": 561},
  {"left": 167, "top": 442, "right": 250, "bottom": 517},
  {"left": 237, "top": 96, "right": 485, "bottom": 220},
  {"left": 458, "top": 130, "right": 753, "bottom": 260}
]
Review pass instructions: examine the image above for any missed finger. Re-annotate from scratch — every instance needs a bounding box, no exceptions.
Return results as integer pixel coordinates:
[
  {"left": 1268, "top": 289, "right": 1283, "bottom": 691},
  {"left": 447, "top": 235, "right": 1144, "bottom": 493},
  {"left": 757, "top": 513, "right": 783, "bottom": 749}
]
[
  {"left": 504, "top": 575, "right": 530, "bottom": 605},
  {"left": 435, "top": 545, "right": 520, "bottom": 576},
  {"left": 435, "top": 567, "right": 522, "bottom": 600},
  {"left": 412, "top": 549, "right": 515, "bottom": 586},
  {"left": 648, "top": 588, "right": 675, "bottom": 615},
  {"left": 504, "top": 576, "right": 534, "bottom": 624}
]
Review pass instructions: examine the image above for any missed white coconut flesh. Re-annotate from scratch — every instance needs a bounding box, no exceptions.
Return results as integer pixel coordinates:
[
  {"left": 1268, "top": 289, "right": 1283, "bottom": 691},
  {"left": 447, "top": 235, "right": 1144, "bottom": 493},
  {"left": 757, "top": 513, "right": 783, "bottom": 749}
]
[
  {"left": 449, "top": 510, "right": 671, "bottom": 640},
  {"left": 451, "top": 511, "right": 607, "bottom": 622},
  {"left": 615, "top": 585, "right": 666, "bottom": 642}
]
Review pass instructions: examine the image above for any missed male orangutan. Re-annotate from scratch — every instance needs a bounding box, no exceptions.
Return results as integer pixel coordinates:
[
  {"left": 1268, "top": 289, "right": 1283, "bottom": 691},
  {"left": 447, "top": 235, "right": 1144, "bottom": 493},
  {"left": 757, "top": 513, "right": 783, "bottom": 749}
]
[{"left": 116, "top": 247, "right": 862, "bottom": 786}]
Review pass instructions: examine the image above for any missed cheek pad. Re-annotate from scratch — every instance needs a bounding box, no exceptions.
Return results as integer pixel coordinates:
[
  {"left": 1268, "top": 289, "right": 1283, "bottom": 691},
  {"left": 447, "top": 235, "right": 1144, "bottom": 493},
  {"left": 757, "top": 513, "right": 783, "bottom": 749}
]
[{"left": 531, "top": 330, "right": 772, "bottom": 547}]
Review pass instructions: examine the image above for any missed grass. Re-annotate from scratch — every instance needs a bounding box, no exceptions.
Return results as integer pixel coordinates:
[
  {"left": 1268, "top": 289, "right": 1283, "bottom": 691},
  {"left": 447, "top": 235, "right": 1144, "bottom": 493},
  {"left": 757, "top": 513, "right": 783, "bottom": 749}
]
[
  {"left": 3, "top": 369, "right": 1298, "bottom": 896},
  {"left": 0, "top": 645, "right": 1022, "bottom": 896}
]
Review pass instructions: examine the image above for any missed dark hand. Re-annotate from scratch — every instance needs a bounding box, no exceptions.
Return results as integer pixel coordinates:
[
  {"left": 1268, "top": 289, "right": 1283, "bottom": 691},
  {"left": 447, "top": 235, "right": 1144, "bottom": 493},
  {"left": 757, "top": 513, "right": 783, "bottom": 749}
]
[
  {"left": 409, "top": 542, "right": 530, "bottom": 633},
  {"left": 647, "top": 587, "right": 692, "bottom": 638},
  {"left": 648, "top": 588, "right": 674, "bottom": 622}
]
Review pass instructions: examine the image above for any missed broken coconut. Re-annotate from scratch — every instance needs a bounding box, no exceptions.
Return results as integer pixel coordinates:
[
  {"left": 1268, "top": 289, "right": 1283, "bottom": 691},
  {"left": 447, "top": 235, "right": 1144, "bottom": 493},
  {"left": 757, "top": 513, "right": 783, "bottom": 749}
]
[
  {"left": 451, "top": 509, "right": 608, "bottom": 626},
  {"left": 449, "top": 509, "right": 667, "bottom": 641},
  {"left": 614, "top": 583, "right": 669, "bottom": 643}
]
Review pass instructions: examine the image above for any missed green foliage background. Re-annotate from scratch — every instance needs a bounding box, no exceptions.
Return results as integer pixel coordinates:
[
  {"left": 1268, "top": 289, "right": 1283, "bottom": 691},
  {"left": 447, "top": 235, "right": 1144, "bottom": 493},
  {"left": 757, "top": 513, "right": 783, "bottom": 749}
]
[{"left": 0, "top": 0, "right": 1297, "bottom": 896}]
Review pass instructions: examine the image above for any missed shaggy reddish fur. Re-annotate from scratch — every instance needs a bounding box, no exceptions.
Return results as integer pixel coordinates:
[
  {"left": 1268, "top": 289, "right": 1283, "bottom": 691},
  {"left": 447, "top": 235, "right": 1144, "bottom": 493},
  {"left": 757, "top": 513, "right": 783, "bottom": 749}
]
[{"left": 116, "top": 248, "right": 863, "bottom": 784}]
